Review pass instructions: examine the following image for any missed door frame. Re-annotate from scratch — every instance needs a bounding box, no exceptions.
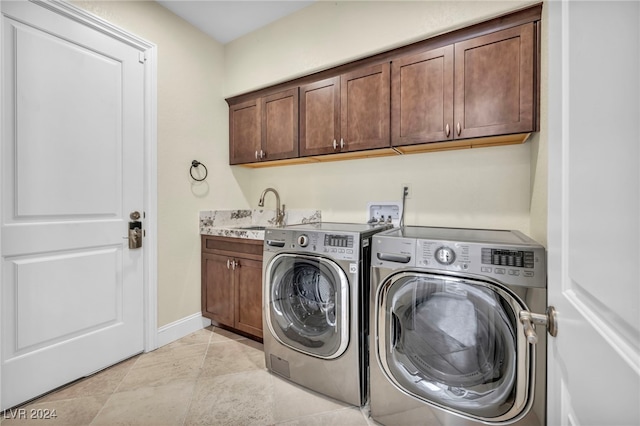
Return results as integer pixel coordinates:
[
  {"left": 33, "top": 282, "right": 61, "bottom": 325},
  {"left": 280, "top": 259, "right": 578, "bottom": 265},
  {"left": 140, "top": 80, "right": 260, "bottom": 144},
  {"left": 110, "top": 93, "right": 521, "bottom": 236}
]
[{"left": 0, "top": 0, "right": 158, "bottom": 407}]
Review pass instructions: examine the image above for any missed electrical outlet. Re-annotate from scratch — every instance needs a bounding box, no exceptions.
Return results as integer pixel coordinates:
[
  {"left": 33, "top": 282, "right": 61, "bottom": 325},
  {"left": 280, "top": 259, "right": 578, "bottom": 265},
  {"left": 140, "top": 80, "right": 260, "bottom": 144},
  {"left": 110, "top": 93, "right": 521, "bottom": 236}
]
[{"left": 402, "top": 183, "right": 411, "bottom": 199}]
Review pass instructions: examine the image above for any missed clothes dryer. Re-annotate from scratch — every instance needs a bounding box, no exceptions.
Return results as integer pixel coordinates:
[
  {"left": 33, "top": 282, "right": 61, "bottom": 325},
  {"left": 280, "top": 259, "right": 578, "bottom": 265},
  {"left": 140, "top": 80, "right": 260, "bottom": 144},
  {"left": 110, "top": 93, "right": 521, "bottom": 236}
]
[
  {"left": 263, "top": 222, "right": 391, "bottom": 406},
  {"left": 370, "top": 226, "right": 549, "bottom": 425}
]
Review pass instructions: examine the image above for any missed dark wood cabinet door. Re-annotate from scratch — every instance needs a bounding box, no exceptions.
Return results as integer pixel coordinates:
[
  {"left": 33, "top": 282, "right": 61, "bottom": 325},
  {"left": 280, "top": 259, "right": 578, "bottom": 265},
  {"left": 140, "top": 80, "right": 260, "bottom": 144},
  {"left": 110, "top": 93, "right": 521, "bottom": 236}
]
[
  {"left": 454, "top": 23, "right": 535, "bottom": 139},
  {"left": 202, "top": 253, "right": 234, "bottom": 327},
  {"left": 233, "top": 257, "right": 263, "bottom": 338},
  {"left": 229, "top": 98, "right": 261, "bottom": 164},
  {"left": 299, "top": 76, "right": 340, "bottom": 156},
  {"left": 391, "top": 45, "right": 454, "bottom": 146},
  {"left": 341, "top": 62, "right": 390, "bottom": 152},
  {"left": 262, "top": 88, "right": 299, "bottom": 161}
]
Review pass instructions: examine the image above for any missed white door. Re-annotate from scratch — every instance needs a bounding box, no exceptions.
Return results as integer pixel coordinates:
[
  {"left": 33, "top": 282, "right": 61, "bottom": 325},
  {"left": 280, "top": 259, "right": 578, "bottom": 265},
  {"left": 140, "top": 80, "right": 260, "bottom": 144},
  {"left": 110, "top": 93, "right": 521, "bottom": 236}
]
[
  {"left": 547, "top": 1, "right": 640, "bottom": 425},
  {"left": 1, "top": 1, "right": 147, "bottom": 410}
]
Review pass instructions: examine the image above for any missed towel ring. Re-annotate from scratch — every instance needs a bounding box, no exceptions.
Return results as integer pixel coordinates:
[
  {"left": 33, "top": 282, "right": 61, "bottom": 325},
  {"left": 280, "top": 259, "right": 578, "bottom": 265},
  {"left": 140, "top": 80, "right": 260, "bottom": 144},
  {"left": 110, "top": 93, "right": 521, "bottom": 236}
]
[{"left": 190, "top": 160, "right": 208, "bottom": 182}]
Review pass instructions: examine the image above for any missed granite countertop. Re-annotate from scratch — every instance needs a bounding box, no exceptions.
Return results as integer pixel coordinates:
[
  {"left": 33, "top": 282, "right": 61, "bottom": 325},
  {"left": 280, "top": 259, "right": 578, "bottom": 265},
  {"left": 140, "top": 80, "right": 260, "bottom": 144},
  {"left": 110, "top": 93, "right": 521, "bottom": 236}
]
[{"left": 200, "top": 209, "right": 321, "bottom": 240}]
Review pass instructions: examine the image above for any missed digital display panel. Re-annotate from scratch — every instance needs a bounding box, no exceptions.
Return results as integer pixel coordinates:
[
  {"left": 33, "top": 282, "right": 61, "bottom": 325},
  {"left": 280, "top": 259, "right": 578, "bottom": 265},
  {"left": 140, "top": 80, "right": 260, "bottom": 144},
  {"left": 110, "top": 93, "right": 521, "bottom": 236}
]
[
  {"left": 481, "top": 248, "right": 534, "bottom": 268},
  {"left": 324, "top": 234, "right": 354, "bottom": 248}
]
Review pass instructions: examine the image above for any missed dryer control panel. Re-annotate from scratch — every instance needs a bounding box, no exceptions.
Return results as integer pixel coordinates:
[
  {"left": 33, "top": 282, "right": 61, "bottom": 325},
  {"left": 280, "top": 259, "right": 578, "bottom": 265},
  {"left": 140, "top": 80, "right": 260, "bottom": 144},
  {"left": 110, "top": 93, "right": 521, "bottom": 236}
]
[
  {"left": 414, "top": 239, "right": 546, "bottom": 288},
  {"left": 372, "top": 228, "right": 546, "bottom": 289}
]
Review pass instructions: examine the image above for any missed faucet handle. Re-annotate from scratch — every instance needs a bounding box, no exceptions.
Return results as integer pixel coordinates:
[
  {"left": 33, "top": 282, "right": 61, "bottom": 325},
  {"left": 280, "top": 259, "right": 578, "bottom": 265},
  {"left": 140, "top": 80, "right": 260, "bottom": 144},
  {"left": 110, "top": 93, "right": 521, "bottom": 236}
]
[{"left": 280, "top": 204, "right": 286, "bottom": 225}]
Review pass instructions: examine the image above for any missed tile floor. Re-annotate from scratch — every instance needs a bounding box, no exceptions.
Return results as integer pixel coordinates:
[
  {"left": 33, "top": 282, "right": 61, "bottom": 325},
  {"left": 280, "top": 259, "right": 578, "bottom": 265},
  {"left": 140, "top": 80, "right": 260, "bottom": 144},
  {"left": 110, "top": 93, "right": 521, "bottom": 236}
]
[{"left": 1, "top": 327, "right": 378, "bottom": 426}]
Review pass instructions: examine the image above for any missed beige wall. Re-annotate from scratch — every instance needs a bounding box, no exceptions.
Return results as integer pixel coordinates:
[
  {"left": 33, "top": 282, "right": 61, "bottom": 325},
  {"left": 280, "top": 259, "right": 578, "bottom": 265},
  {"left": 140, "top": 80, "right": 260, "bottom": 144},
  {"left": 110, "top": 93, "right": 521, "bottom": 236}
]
[{"left": 73, "top": 0, "right": 548, "bottom": 329}]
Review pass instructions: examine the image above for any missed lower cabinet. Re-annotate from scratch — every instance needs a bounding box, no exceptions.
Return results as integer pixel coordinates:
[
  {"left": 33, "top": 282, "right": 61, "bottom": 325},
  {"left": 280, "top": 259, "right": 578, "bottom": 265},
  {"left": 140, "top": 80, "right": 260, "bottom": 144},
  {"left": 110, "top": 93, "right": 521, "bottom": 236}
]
[{"left": 201, "top": 235, "right": 263, "bottom": 341}]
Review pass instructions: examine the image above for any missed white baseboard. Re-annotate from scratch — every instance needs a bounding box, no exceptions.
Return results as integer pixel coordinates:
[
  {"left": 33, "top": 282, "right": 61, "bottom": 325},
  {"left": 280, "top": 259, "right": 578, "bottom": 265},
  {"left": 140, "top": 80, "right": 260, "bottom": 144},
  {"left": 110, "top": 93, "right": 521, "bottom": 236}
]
[{"left": 156, "top": 313, "right": 211, "bottom": 348}]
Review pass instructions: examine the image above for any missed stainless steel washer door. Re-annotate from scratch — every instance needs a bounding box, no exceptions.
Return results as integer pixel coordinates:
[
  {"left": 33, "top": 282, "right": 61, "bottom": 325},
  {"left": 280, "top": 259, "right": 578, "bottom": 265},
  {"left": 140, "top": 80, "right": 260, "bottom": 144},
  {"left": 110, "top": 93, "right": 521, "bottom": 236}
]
[
  {"left": 376, "top": 272, "right": 532, "bottom": 422},
  {"left": 266, "top": 253, "right": 349, "bottom": 359}
]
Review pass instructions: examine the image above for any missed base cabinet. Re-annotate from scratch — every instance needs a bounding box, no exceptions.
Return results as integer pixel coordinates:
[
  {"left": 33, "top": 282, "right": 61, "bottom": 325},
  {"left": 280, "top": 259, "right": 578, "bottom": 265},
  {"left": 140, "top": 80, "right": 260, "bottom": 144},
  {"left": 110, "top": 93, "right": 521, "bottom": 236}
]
[{"left": 201, "top": 235, "right": 263, "bottom": 341}]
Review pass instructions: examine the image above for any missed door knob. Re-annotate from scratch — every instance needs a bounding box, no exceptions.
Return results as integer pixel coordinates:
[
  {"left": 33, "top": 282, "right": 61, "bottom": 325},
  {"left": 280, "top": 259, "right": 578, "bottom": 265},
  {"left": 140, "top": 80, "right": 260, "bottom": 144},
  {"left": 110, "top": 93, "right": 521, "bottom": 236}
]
[
  {"left": 127, "top": 211, "right": 142, "bottom": 249},
  {"left": 519, "top": 306, "right": 557, "bottom": 344}
]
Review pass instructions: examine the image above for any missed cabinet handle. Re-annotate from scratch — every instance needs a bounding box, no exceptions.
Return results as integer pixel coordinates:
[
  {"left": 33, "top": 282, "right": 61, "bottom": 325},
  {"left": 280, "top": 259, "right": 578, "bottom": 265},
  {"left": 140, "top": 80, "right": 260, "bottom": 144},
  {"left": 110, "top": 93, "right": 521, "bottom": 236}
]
[
  {"left": 332, "top": 139, "right": 337, "bottom": 150},
  {"left": 340, "top": 138, "right": 344, "bottom": 149},
  {"left": 254, "top": 150, "right": 259, "bottom": 160},
  {"left": 232, "top": 260, "right": 238, "bottom": 270},
  {"left": 226, "top": 259, "right": 231, "bottom": 269},
  {"left": 260, "top": 150, "right": 265, "bottom": 159},
  {"left": 456, "top": 122, "right": 461, "bottom": 136},
  {"left": 445, "top": 124, "right": 450, "bottom": 137}
]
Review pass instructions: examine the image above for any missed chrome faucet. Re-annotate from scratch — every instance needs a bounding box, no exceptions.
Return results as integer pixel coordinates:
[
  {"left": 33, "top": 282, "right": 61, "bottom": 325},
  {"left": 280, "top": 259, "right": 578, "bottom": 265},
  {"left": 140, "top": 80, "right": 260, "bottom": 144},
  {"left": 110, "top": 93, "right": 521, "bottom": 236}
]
[{"left": 258, "top": 187, "right": 285, "bottom": 226}]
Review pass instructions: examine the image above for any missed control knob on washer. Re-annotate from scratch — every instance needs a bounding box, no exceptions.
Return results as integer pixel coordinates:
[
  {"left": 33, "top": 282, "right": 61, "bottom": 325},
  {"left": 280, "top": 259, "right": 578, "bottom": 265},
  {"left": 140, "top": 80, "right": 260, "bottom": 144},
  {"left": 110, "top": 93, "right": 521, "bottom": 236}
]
[
  {"left": 297, "top": 234, "right": 309, "bottom": 247},
  {"left": 435, "top": 246, "right": 456, "bottom": 265}
]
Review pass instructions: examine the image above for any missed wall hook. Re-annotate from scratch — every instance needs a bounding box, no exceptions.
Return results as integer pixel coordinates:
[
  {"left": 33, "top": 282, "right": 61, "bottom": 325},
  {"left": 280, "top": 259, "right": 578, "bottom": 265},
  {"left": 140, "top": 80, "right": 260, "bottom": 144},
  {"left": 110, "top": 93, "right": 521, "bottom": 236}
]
[{"left": 190, "top": 160, "right": 208, "bottom": 182}]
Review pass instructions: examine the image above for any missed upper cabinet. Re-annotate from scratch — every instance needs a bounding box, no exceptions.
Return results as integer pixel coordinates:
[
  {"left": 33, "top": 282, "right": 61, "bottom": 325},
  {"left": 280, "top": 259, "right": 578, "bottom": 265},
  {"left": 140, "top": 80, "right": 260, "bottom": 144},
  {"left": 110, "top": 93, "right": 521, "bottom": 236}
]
[
  {"left": 454, "top": 23, "right": 535, "bottom": 139},
  {"left": 229, "top": 98, "right": 260, "bottom": 165},
  {"left": 299, "top": 76, "right": 340, "bottom": 157},
  {"left": 392, "top": 23, "right": 536, "bottom": 150},
  {"left": 229, "top": 88, "right": 299, "bottom": 165},
  {"left": 391, "top": 45, "right": 454, "bottom": 146},
  {"left": 226, "top": 3, "right": 542, "bottom": 166},
  {"left": 300, "top": 63, "right": 390, "bottom": 157},
  {"left": 341, "top": 63, "right": 391, "bottom": 153}
]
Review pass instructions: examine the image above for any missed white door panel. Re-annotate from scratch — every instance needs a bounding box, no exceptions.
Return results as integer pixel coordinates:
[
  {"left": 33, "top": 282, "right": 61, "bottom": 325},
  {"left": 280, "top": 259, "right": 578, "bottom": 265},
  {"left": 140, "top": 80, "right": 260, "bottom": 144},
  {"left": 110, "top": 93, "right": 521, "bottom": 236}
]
[
  {"left": 8, "top": 247, "right": 122, "bottom": 350},
  {"left": 548, "top": 2, "right": 640, "bottom": 425},
  {"left": 1, "top": 221, "right": 125, "bottom": 256},
  {"left": 1, "top": 0, "right": 147, "bottom": 409},
  {"left": 15, "top": 21, "right": 122, "bottom": 218}
]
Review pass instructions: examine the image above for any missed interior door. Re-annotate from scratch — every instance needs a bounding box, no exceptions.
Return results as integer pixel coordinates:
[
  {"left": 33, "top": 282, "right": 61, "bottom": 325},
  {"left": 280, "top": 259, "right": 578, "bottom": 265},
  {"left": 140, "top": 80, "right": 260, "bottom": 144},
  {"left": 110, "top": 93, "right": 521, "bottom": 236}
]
[
  {"left": 547, "top": 2, "right": 640, "bottom": 425},
  {"left": 1, "top": 1, "right": 146, "bottom": 409}
]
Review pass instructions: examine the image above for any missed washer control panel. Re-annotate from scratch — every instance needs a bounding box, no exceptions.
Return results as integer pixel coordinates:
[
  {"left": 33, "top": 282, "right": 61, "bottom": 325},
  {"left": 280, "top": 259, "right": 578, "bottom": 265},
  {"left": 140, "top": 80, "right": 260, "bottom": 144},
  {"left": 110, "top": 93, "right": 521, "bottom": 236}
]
[
  {"left": 319, "top": 233, "right": 357, "bottom": 260},
  {"left": 481, "top": 248, "right": 535, "bottom": 269},
  {"left": 297, "top": 234, "right": 309, "bottom": 247},
  {"left": 434, "top": 246, "right": 456, "bottom": 265},
  {"left": 265, "top": 230, "right": 359, "bottom": 261},
  {"left": 413, "top": 239, "right": 545, "bottom": 288}
]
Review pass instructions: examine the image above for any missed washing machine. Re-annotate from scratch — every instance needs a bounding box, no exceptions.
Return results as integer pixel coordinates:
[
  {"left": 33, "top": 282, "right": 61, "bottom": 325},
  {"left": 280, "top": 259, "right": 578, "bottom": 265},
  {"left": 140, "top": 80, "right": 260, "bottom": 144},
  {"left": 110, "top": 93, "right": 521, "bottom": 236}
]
[
  {"left": 369, "top": 226, "right": 549, "bottom": 425},
  {"left": 263, "top": 222, "right": 391, "bottom": 407}
]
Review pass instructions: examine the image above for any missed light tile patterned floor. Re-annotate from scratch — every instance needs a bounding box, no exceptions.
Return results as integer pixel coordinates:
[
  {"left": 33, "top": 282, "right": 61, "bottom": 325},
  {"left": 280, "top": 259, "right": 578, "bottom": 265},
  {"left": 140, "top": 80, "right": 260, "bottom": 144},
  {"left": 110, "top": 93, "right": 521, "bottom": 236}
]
[{"left": 1, "top": 327, "right": 377, "bottom": 426}]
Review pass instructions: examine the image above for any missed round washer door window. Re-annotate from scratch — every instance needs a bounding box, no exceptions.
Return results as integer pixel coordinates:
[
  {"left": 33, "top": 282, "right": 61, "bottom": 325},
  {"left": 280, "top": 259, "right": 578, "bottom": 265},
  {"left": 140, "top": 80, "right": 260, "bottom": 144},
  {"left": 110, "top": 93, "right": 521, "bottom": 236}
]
[
  {"left": 266, "top": 253, "right": 349, "bottom": 359},
  {"left": 376, "top": 272, "right": 531, "bottom": 422}
]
